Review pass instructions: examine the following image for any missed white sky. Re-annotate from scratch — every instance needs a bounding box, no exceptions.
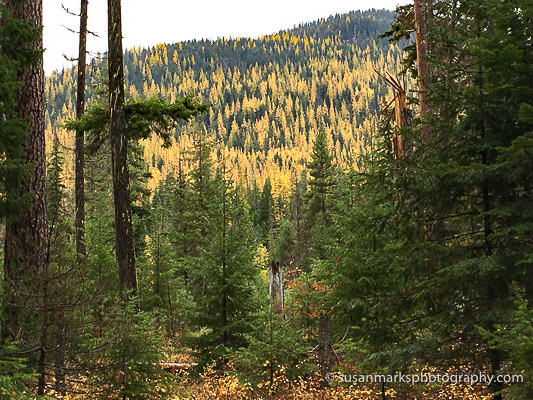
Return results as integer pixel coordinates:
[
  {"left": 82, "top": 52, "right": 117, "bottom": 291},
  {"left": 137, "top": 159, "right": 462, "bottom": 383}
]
[{"left": 43, "top": 0, "right": 408, "bottom": 75}]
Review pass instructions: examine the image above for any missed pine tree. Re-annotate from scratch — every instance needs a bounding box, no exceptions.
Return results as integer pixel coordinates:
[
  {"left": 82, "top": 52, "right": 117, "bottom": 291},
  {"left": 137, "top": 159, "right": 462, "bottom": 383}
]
[
  {"left": 1, "top": 0, "right": 49, "bottom": 394},
  {"left": 129, "top": 142, "right": 152, "bottom": 258},
  {"left": 74, "top": 0, "right": 89, "bottom": 261},
  {"left": 0, "top": 6, "right": 34, "bottom": 222},
  {"left": 46, "top": 138, "right": 75, "bottom": 395},
  {"left": 232, "top": 306, "right": 313, "bottom": 388},
  {"left": 328, "top": 2, "right": 533, "bottom": 399},
  {"left": 0, "top": 5, "right": 40, "bottom": 398},
  {"left": 187, "top": 145, "right": 261, "bottom": 365},
  {"left": 306, "top": 128, "right": 335, "bottom": 260},
  {"left": 413, "top": 0, "right": 430, "bottom": 119},
  {"left": 141, "top": 171, "right": 198, "bottom": 334},
  {"left": 107, "top": 0, "right": 137, "bottom": 296},
  {"left": 80, "top": 299, "right": 172, "bottom": 399},
  {"left": 289, "top": 170, "right": 310, "bottom": 270}
]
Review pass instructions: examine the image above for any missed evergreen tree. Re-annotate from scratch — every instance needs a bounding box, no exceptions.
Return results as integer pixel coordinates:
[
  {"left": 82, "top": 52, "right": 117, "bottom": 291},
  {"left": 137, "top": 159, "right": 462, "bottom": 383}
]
[
  {"left": 143, "top": 172, "right": 196, "bottom": 334},
  {"left": 46, "top": 138, "right": 77, "bottom": 395},
  {"left": 129, "top": 142, "right": 152, "bottom": 258},
  {"left": 0, "top": 6, "right": 35, "bottom": 222},
  {"left": 74, "top": 0, "right": 89, "bottom": 261},
  {"left": 327, "top": 2, "right": 533, "bottom": 399},
  {"left": 185, "top": 136, "right": 261, "bottom": 365},
  {"left": 232, "top": 305, "right": 314, "bottom": 388},
  {"left": 1, "top": 0, "right": 49, "bottom": 394},
  {"left": 0, "top": 10, "right": 39, "bottom": 397},
  {"left": 289, "top": 170, "right": 310, "bottom": 270},
  {"left": 306, "top": 128, "right": 335, "bottom": 260},
  {"left": 270, "top": 218, "right": 296, "bottom": 269},
  {"left": 107, "top": 0, "right": 137, "bottom": 296},
  {"left": 80, "top": 299, "right": 173, "bottom": 399}
]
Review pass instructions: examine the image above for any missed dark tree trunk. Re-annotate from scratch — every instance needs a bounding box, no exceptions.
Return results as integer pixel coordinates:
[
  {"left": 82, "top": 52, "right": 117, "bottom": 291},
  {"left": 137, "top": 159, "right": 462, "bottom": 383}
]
[
  {"left": 3, "top": 0, "right": 48, "bottom": 340},
  {"left": 318, "top": 313, "right": 333, "bottom": 387},
  {"left": 108, "top": 0, "right": 137, "bottom": 295},
  {"left": 414, "top": 0, "right": 430, "bottom": 119},
  {"left": 75, "top": 0, "right": 88, "bottom": 261},
  {"left": 2, "top": 0, "right": 49, "bottom": 393}
]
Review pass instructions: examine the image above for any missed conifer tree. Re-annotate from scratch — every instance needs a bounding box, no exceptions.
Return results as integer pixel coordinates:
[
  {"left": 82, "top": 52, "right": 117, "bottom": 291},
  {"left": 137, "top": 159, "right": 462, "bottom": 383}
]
[
  {"left": 2, "top": 0, "right": 48, "bottom": 333},
  {"left": 289, "top": 170, "right": 309, "bottom": 270},
  {"left": 307, "top": 128, "right": 335, "bottom": 260},
  {"left": 305, "top": 128, "right": 337, "bottom": 383},
  {"left": 328, "top": 2, "right": 533, "bottom": 399},
  {"left": 46, "top": 138, "right": 74, "bottom": 395},
  {"left": 1, "top": 0, "right": 49, "bottom": 394},
  {"left": 74, "top": 0, "right": 89, "bottom": 260},
  {"left": 107, "top": 0, "right": 137, "bottom": 296},
  {"left": 307, "top": 129, "right": 334, "bottom": 219},
  {"left": 186, "top": 140, "right": 261, "bottom": 365},
  {"left": 0, "top": 5, "right": 41, "bottom": 397},
  {"left": 0, "top": 5, "right": 35, "bottom": 222}
]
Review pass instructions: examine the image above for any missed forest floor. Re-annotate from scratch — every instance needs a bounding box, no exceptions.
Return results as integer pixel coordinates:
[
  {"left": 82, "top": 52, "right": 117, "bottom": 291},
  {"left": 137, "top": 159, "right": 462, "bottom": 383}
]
[
  {"left": 173, "top": 367, "right": 493, "bottom": 400},
  {"left": 51, "top": 357, "right": 494, "bottom": 400}
]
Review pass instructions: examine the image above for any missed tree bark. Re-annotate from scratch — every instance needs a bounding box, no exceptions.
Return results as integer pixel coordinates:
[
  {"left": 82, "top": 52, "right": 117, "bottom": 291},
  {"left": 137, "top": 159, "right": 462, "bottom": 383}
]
[
  {"left": 318, "top": 313, "right": 333, "bottom": 387},
  {"left": 75, "top": 0, "right": 88, "bottom": 261},
  {"left": 3, "top": 0, "right": 49, "bottom": 338},
  {"left": 414, "top": 0, "right": 430, "bottom": 119},
  {"left": 108, "top": 0, "right": 137, "bottom": 295},
  {"left": 2, "top": 0, "right": 49, "bottom": 393},
  {"left": 269, "top": 261, "right": 283, "bottom": 313}
]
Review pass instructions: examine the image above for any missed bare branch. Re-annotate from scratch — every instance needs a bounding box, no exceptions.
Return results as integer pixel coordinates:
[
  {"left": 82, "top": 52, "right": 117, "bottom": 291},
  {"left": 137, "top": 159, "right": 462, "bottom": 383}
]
[
  {"left": 63, "top": 53, "right": 78, "bottom": 62},
  {"left": 61, "top": 3, "right": 80, "bottom": 17},
  {"left": 87, "top": 30, "right": 101, "bottom": 38},
  {"left": 61, "top": 24, "right": 78, "bottom": 35}
]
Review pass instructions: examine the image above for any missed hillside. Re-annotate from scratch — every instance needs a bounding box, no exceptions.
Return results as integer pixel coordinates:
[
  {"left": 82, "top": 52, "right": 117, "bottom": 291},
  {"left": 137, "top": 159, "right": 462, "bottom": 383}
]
[{"left": 45, "top": 9, "right": 403, "bottom": 196}]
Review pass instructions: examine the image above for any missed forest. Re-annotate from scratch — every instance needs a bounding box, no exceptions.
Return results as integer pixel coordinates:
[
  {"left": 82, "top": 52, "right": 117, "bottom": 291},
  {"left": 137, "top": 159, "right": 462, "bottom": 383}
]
[{"left": 0, "top": 1, "right": 532, "bottom": 399}]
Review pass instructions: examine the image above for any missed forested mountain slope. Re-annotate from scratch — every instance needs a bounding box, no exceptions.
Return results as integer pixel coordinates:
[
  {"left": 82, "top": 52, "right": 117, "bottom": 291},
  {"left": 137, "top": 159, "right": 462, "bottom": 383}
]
[{"left": 45, "top": 9, "right": 402, "bottom": 195}]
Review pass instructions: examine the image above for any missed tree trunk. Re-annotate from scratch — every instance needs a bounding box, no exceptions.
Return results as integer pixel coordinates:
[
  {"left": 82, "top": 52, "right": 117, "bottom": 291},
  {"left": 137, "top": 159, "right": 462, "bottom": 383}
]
[
  {"left": 2, "top": 0, "right": 49, "bottom": 372},
  {"left": 414, "top": 0, "right": 430, "bottom": 119},
  {"left": 318, "top": 313, "right": 333, "bottom": 387},
  {"left": 108, "top": 0, "right": 137, "bottom": 295},
  {"left": 37, "top": 276, "right": 50, "bottom": 395},
  {"left": 75, "top": 0, "right": 88, "bottom": 261},
  {"left": 269, "top": 261, "right": 283, "bottom": 313}
]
